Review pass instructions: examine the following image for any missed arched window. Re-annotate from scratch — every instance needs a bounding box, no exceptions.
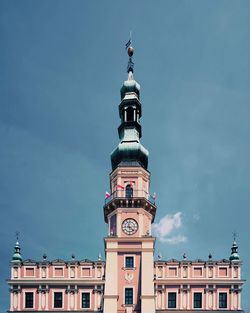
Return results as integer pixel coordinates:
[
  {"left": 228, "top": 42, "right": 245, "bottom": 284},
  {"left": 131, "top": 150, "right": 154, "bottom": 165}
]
[
  {"left": 125, "top": 184, "right": 133, "bottom": 198},
  {"left": 126, "top": 107, "right": 134, "bottom": 122}
]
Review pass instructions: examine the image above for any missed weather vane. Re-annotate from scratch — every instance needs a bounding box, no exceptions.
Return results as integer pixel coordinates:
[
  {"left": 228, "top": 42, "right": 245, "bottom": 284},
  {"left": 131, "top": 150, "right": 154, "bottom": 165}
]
[
  {"left": 15, "top": 231, "right": 20, "bottom": 241},
  {"left": 125, "top": 31, "right": 134, "bottom": 73},
  {"left": 233, "top": 231, "right": 237, "bottom": 241}
]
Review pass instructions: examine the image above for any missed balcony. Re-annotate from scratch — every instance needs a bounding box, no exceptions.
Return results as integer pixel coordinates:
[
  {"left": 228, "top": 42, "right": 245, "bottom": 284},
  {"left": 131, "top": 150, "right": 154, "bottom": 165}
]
[
  {"left": 103, "top": 189, "right": 157, "bottom": 222},
  {"left": 105, "top": 189, "right": 156, "bottom": 205}
]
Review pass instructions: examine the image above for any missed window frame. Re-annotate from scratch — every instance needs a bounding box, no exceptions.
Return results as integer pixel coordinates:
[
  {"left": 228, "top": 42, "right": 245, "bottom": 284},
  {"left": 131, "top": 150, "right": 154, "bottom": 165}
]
[
  {"left": 53, "top": 266, "right": 64, "bottom": 278},
  {"left": 124, "top": 287, "right": 134, "bottom": 305},
  {"left": 53, "top": 291, "right": 63, "bottom": 309},
  {"left": 168, "top": 292, "right": 177, "bottom": 309},
  {"left": 124, "top": 255, "right": 135, "bottom": 269},
  {"left": 81, "top": 291, "right": 91, "bottom": 309},
  {"left": 25, "top": 292, "right": 34, "bottom": 309},
  {"left": 193, "top": 292, "right": 202, "bottom": 309},
  {"left": 219, "top": 292, "right": 228, "bottom": 309}
]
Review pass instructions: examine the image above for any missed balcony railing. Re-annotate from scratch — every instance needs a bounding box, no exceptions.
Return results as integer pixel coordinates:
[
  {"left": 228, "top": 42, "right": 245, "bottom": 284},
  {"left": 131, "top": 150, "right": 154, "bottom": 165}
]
[{"left": 104, "top": 189, "right": 156, "bottom": 205}]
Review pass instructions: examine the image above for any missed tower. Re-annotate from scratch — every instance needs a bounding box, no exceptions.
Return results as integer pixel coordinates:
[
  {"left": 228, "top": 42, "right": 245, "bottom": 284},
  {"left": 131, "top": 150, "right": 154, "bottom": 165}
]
[{"left": 103, "top": 45, "right": 157, "bottom": 313}]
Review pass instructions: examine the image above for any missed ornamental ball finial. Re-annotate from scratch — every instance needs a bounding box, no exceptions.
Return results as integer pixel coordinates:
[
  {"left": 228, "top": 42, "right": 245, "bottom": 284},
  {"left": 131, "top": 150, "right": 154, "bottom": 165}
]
[{"left": 127, "top": 46, "right": 134, "bottom": 57}]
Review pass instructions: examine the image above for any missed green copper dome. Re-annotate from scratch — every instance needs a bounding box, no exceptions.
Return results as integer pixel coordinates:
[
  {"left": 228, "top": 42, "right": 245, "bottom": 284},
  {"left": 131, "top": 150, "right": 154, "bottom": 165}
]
[
  {"left": 12, "top": 241, "right": 22, "bottom": 263},
  {"left": 111, "top": 140, "right": 148, "bottom": 170},
  {"left": 120, "top": 72, "right": 140, "bottom": 100}
]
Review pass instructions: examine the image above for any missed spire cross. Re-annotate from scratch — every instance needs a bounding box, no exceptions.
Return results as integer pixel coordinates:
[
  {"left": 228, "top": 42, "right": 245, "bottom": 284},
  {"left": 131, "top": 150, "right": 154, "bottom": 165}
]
[
  {"left": 233, "top": 231, "right": 237, "bottom": 241},
  {"left": 125, "top": 33, "right": 134, "bottom": 73}
]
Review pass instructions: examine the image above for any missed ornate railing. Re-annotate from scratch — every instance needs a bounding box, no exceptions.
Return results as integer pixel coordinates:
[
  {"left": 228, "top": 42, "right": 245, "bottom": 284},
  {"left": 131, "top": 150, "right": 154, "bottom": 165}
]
[{"left": 104, "top": 189, "right": 156, "bottom": 205}]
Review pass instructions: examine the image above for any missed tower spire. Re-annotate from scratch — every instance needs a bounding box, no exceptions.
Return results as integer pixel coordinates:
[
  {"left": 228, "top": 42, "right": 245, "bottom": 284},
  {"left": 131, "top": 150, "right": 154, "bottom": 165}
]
[
  {"left": 110, "top": 41, "right": 148, "bottom": 171},
  {"left": 12, "top": 232, "right": 22, "bottom": 263}
]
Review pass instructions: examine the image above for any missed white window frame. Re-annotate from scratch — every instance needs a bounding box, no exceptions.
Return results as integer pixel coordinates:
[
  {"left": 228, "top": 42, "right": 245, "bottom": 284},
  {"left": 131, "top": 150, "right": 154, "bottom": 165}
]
[
  {"left": 193, "top": 267, "right": 203, "bottom": 277},
  {"left": 124, "top": 255, "right": 136, "bottom": 269},
  {"left": 218, "top": 291, "right": 228, "bottom": 309},
  {"left": 52, "top": 290, "right": 64, "bottom": 309},
  {"left": 124, "top": 286, "right": 134, "bottom": 306},
  {"left": 24, "top": 266, "right": 36, "bottom": 278},
  {"left": 81, "top": 290, "right": 91, "bottom": 310},
  {"left": 167, "top": 291, "right": 177, "bottom": 309},
  {"left": 168, "top": 266, "right": 178, "bottom": 277},
  {"left": 53, "top": 266, "right": 64, "bottom": 278},
  {"left": 23, "top": 290, "right": 35, "bottom": 309},
  {"left": 192, "top": 291, "right": 203, "bottom": 309},
  {"left": 81, "top": 266, "right": 92, "bottom": 277},
  {"left": 218, "top": 266, "right": 228, "bottom": 278}
]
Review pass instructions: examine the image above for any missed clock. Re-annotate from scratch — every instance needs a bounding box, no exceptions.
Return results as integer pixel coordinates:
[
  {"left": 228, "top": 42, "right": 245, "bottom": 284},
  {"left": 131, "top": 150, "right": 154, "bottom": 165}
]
[{"left": 122, "top": 218, "right": 138, "bottom": 235}]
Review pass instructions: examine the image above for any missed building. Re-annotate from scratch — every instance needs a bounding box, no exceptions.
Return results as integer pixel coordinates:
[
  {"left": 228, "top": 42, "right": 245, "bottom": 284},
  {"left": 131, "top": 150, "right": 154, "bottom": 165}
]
[{"left": 7, "top": 46, "right": 245, "bottom": 313}]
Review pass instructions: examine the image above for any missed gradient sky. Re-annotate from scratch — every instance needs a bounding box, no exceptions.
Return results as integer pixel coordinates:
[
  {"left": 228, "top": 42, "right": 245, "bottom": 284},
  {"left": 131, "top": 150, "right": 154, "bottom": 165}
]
[{"left": 0, "top": 1, "right": 250, "bottom": 311}]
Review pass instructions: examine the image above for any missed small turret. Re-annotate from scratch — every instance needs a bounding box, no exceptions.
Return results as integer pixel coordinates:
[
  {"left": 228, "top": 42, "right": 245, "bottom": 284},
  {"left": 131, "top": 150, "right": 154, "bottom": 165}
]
[
  {"left": 12, "top": 233, "right": 22, "bottom": 263},
  {"left": 229, "top": 232, "right": 240, "bottom": 261}
]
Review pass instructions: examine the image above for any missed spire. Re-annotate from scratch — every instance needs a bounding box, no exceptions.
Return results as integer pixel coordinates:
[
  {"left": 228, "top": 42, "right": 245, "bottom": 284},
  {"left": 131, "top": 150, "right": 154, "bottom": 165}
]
[
  {"left": 12, "top": 232, "right": 22, "bottom": 263},
  {"left": 110, "top": 40, "right": 148, "bottom": 171},
  {"left": 229, "top": 232, "right": 240, "bottom": 261}
]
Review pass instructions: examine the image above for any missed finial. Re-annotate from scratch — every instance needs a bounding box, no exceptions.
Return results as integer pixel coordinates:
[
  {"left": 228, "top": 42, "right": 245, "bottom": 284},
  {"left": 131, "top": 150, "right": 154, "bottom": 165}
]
[
  {"left": 125, "top": 33, "right": 134, "bottom": 73},
  {"left": 208, "top": 253, "right": 212, "bottom": 260},
  {"left": 71, "top": 253, "right": 75, "bottom": 260},
  {"left": 233, "top": 231, "right": 237, "bottom": 242},
  {"left": 43, "top": 253, "right": 47, "bottom": 260},
  {"left": 98, "top": 253, "right": 102, "bottom": 261},
  {"left": 16, "top": 231, "right": 19, "bottom": 242},
  {"left": 183, "top": 253, "right": 187, "bottom": 260}
]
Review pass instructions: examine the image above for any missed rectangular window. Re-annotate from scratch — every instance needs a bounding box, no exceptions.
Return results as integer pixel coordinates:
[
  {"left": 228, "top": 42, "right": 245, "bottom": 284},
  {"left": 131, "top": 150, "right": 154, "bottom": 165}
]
[
  {"left": 82, "top": 267, "right": 91, "bottom": 276},
  {"left": 219, "top": 267, "right": 228, "bottom": 276},
  {"left": 25, "top": 292, "right": 33, "bottom": 308},
  {"left": 25, "top": 267, "right": 34, "bottom": 276},
  {"left": 125, "top": 256, "right": 134, "bottom": 268},
  {"left": 169, "top": 267, "right": 177, "bottom": 276},
  {"left": 168, "top": 292, "right": 176, "bottom": 308},
  {"left": 194, "top": 267, "right": 202, "bottom": 277},
  {"left": 54, "top": 267, "right": 63, "bottom": 277},
  {"left": 193, "top": 292, "right": 202, "bottom": 308},
  {"left": 125, "top": 288, "right": 133, "bottom": 305},
  {"left": 82, "top": 292, "right": 90, "bottom": 308},
  {"left": 54, "top": 292, "right": 63, "bottom": 308},
  {"left": 219, "top": 293, "right": 227, "bottom": 308}
]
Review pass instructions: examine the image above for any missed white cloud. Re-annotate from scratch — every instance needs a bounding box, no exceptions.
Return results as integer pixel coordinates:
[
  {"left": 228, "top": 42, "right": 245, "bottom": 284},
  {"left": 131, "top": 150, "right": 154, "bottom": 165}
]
[{"left": 152, "top": 212, "right": 187, "bottom": 244}]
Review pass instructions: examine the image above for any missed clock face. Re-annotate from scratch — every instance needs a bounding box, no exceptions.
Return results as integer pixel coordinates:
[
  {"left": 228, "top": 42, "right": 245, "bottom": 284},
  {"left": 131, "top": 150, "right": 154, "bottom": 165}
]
[{"left": 122, "top": 218, "right": 138, "bottom": 235}]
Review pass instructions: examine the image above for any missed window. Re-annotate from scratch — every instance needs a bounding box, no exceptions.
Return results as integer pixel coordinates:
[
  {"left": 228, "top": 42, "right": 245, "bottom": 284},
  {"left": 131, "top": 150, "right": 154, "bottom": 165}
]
[
  {"left": 169, "top": 267, "right": 177, "bottom": 276},
  {"left": 168, "top": 292, "right": 176, "bottom": 308},
  {"left": 219, "top": 267, "right": 227, "bottom": 276},
  {"left": 125, "top": 256, "right": 134, "bottom": 268},
  {"left": 193, "top": 267, "right": 202, "bottom": 277},
  {"left": 125, "top": 288, "right": 133, "bottom": 305},
  {"left": 25, "top": 267, "right": 34, "bottom": 276},
  {"left": 82, "top": 267, "right": 91, "bottom": 277},
  {"left": 193, "top": 293, "right": 202, "bottom": 308},
  {"left": 82, "top": 292, "right": 90, "bottom": 308},
  {"left": 54, "top": 267, "right": 63, "bottom": 277},
  {"left": 125, "top": 185, "right": 133, "bottom": 198},
  {"left": 219, "top": 293, "right": 227, "bottom": 308},
  {"left": 25, "top": 292, "right": 33, "bottom": 308},
  {"left": 126, "top": 107, "right": 134, "bottom": 122},
  {"left": 54, "top": 292, "right": 63, "bottom": 308}
]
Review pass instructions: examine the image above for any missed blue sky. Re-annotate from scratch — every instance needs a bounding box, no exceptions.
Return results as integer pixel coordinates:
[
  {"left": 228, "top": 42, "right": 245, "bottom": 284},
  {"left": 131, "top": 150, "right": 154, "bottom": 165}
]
[{"left": 0, "top": 0, "right": 250, "bottom": 311}]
